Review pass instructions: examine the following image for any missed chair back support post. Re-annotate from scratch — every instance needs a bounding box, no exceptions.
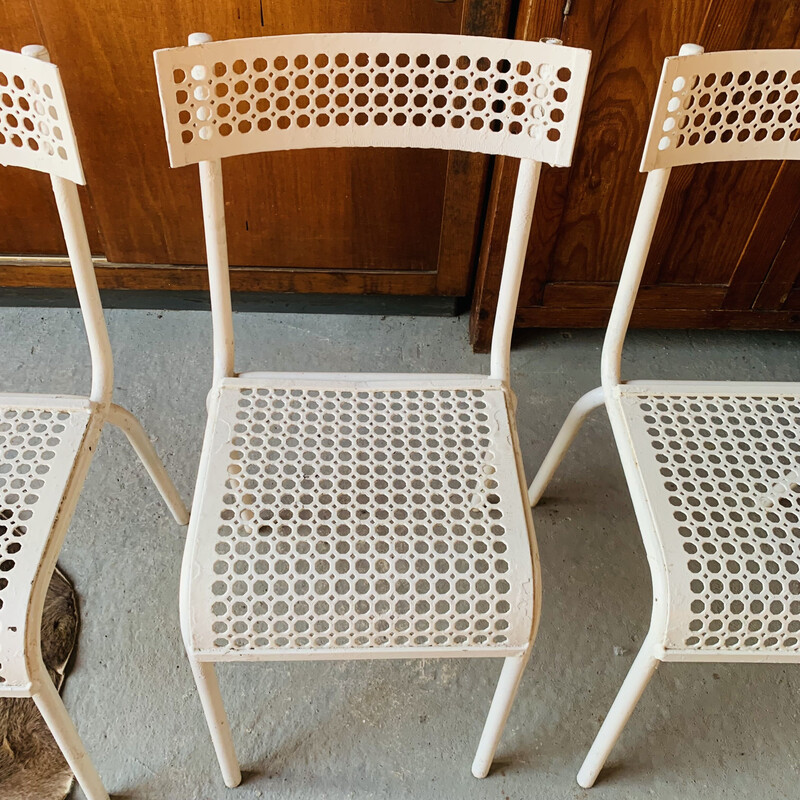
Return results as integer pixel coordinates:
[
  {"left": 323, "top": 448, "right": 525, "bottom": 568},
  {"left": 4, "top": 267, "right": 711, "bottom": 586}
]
[
  {"left": 600, "top": 42, "right": 709, "bottom": 390},
  {"left": 198, "top": 158, "right": 235, "bottom": 383},
  {"left": 599, "top": 167, "right": 671, "bottom": 390},
  {"left": 155, "top": 33, "right": 591, "bottom": 383},
  {"left": 49, "top": 176, "right": 114, "bottom": 405},
  {"left": 489, "top": 157, "right": 541, "bottom": 384},
  {"left": 21, "top": 45, "right": 113, "bottom": 406},
  {"left": 187, "top": 33, "right": 235, "bottom": 384}
]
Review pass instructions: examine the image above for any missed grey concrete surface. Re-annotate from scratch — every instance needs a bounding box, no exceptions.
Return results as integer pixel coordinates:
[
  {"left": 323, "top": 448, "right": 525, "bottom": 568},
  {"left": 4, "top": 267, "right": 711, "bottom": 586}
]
[{"left": 3, "top": 306, "right": 799, "bottom": 799}]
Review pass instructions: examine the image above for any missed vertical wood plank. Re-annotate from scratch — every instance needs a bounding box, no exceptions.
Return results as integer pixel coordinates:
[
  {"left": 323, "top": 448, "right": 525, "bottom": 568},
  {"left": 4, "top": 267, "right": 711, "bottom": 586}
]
[
  {"left": 647, "top": 2, "right": 800, "bottom": 293},
  {"left": 435, "top": 0, "right": 513, "bottom": 296},
  {"left": 546, "top": 0, "right": 708, "bottom": 284},
  {"left": 722, "top": 162, "right": 800, "bottom": 309},
  {"left": 471, "top": 0, "right": 800, "bottom": 348},
  {"left": 753, "top": 213, "right": 800, "bottom": 310}
]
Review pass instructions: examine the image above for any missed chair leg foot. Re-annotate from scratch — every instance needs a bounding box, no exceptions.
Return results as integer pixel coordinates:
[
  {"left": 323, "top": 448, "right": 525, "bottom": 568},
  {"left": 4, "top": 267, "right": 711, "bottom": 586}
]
[
  {"left": 576, "top": 639, "right": 660, "bottom": 789},
  {"left": 528, "top": 386, "right": 605, "bottom": 507},
  {"left": 189, "top": 659, "right": 242, "bottom": 788},
  {"left": 107, "top": 403, "right": 190, "bottom": 525},
  {"left": 471, "top": 651, "right": 531, "bottom": 778},
  {"left": 32, "top": 676, "right": 109, "bottom": 800}
]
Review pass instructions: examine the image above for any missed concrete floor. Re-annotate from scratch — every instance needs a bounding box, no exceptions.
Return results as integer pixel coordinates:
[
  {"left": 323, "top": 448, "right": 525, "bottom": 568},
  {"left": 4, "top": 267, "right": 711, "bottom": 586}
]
[{"left": 5, "top": 306, "right": 799, "bottom": 799}]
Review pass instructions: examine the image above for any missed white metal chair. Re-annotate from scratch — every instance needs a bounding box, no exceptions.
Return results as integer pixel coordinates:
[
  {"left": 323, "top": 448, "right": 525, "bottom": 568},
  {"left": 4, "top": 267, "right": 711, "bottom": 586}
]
[
  {"left": 528, "top": 43, "right": 800, "bottom": 788},
  {"left": 154, "top": 32, "right": 590, "bottom": 786},
  {"left": 0, "top": 44, "right": 189, "bottom": 800}
]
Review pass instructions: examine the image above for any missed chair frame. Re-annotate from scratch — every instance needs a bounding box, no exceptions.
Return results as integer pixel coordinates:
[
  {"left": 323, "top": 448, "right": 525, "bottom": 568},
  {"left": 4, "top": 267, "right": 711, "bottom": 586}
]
[
  {"left": 0, "top": 44, "right": 189, "bottom": 800},
  {"left": 155, "top": 31, "right": 590, "bottom": 786},
  {"left": 528, "top": 42, "right": 800, "bottom": 787}
]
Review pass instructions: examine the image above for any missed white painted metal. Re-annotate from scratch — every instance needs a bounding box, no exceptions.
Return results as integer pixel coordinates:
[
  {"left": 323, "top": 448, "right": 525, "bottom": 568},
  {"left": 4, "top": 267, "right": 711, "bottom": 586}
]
[
  {"left": 528, "top": 43, "right": 800, "bottom": 787},
  {"left": 154, "top": 32, "right": 591, "bottom": 167},
  {"left": 471, "top": 648, "right": 532, "bottom": 778},
  {"left": 188, "top": 660, "right": 240, "bottom": 788},
  {"left": 641, "top": 45, "right": 800, "bottom": 170},
  {"left": 156, "top": 32, "right": 590, "bottom": 784},
  {"left": 0, "top": 395, "right": 93, "bottom": 691},
  {"left": 527, "top": 385, "right": 604, "bottom": 506},
  {"left": 185, "top": 376, "right": 533, "bottom": 659},
  {"left": 575, "top": 634, "right": 660, "bottom": 789},
  {"left": 0, "top": 46, "right": 190, "bottom": 800},
  {"left": 0, "top": 46, "right": 84, "bottom": 183}
]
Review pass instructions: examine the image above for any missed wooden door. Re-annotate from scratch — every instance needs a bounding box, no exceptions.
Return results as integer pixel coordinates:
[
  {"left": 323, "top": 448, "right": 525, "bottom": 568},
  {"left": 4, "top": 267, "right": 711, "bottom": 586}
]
[
  {"left": 1, "top": 0, "right": 510, "bottom": 299},
  {"left": 471, "top": 0, "right": 800, "bottom": 350}
]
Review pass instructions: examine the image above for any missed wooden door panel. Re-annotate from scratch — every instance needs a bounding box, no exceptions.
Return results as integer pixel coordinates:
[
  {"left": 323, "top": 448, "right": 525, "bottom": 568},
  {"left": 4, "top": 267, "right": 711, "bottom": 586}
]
[
  {"left": 29, "top": 0, "right": 462, "bottom": 272},
  {"left": 0, "top": 0, "right": 103, "bottom": 255},
  {"left": 756, "top": 195, "right": 800, "bottom": 311},
  {"left": 643, "top": 2, "right": 800, "bottom": 289},
  {"left": 646, "top": 162, "right": 782, "bottom": 286},
  {"left": 218, "top": 149, "right": 446, "bottom": 271},
  {"left": 471, "top": 0, "right": 800, "bottom": 349}
]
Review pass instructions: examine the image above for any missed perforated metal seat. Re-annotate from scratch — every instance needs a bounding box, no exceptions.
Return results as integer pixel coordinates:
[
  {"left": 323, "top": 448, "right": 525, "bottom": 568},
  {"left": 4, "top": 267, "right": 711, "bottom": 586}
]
[
  {"left": 0, "top": 46, "right": 189, "bottom": 800},
  {"left": 0, "top": 397, "right": 91, "bottom": 687},
  {"left": 528, "top": 44, "right": 800, "bottom": 789},
  {"left": 615, "top": 382, "right": 800, "bottom": 658},
  {"left": 155, "top": 31, "right": 590, "bottom": 788},
  {"left": 186, "top": 376, "right": 532, "bottom": 658}
]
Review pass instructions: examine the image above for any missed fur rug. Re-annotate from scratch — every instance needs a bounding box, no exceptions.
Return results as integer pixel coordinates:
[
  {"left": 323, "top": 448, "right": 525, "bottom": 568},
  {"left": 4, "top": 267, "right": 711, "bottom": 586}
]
[{"left": 0, "top": 567, "right": 78, "bottom": 799}]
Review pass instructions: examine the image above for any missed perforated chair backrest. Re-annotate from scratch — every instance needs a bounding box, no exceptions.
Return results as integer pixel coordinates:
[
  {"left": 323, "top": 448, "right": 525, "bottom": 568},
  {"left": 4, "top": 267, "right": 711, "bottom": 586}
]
[
  {"left": 154, "top": 33, "right": 590, "bottom": 166},
  {"left": 641, "top": 48, "right": 800, "bottom": 171},
  {"left": 0, "top": 47, "right": 84, "bottom": 183}
]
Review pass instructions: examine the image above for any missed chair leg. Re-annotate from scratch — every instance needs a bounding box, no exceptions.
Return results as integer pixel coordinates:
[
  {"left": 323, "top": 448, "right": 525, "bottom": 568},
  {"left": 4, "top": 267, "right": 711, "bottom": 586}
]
[
  {"left": 576, "top": 638, "right": 660, "bottom": 789},
  {"left": 32, "top": 675, "right": 109, "bottom": 800},
  {"left": 528, "top": 386, "right": 605, "bottom": 507},
  {"left": 107, "top": 403, "right": 190, "bottom": 525},
  {"left": 471, "top": 650, "right": 532, "bottom": 778},
  {"left": 189, "top": 658, "right": 242, "bottom": 788}
]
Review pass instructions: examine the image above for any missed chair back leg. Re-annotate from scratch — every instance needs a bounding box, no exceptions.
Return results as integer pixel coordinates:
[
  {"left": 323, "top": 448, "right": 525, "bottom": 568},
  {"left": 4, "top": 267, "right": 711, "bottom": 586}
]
[
  {"left": 528, "top": 386, "right": 605, "bottom": 507},
  {"left": 107, "top": 404, "right": 190, "bottom": 525}
]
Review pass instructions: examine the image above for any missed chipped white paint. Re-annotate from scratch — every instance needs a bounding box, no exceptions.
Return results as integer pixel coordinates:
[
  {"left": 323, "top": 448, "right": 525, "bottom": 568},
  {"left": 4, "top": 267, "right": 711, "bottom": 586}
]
[
  {"left": 154, "top": 31, "right": 590, "bottom": 787},
  {"left": 0, "top": 45, "right": 189, "bottom": 800}
]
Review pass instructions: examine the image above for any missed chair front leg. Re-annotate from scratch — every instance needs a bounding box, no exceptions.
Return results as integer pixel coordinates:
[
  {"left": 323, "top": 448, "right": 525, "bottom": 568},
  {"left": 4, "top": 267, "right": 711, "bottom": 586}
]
[
  {"left": 189, "top": 658, "right": 242, "bottom": 788},
  {"left": 32, "top": 673, "right": 110, "bottom": 800},
  {"left": 577, "top": 633, "right": 660, "bottom": 788},
  {"left": 471, "top": 649, "right": 532, "bottom": 778}
]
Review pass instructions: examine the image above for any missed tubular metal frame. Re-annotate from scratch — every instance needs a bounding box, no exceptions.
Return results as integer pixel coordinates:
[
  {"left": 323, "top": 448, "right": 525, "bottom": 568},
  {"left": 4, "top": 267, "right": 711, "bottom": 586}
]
[{"left": 528, "top": 43, "right": 800, "bottom": 788}]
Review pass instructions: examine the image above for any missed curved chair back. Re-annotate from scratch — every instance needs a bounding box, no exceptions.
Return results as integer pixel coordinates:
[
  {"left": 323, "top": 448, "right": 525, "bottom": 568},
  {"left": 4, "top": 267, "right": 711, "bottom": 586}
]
[
  {"left": 0, "top": 46, "right": 84, "bottom": 183},
  {"left": 154, "top": 32, "right": 591, "bottom": 385},
  {"left": 155, "top": 33, "right": 590, "bottom": 166}
]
